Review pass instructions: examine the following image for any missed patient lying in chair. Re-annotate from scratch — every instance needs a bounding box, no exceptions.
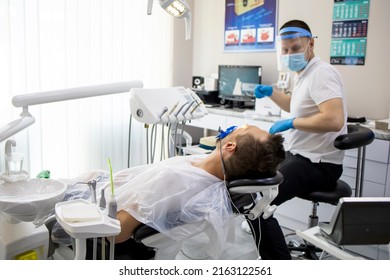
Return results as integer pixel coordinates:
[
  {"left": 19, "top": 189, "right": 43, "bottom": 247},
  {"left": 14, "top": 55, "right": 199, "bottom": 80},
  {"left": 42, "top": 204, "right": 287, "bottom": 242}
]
[{"left": 54, "top": 124, "right": 285, "bottom": 258}]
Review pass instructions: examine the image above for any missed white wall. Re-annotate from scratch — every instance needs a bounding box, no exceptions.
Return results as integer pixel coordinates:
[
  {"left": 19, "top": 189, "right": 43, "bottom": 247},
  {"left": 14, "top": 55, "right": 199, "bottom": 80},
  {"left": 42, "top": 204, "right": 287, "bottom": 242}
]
[
  {"left": 191, "top": 0, "right": 390, "bottom": 120},
  {"left": 171, "top": 1, "right": 194, "bottom": 88}
]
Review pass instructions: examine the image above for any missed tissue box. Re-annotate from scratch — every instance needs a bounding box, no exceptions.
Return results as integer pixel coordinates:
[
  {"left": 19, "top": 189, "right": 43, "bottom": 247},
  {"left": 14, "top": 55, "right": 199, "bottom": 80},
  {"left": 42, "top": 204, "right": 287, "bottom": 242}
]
[{"left": 375, "top": 119, "right": 389, "bottom": 131}]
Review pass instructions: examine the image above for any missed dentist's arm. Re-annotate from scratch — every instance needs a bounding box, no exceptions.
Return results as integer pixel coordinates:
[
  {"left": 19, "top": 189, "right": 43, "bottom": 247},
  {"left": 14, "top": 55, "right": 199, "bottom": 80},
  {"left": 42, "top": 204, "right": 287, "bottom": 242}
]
[
  {"left": 254, "top": 85, "right": 291, "bottom": 112},
  {"left": 269, "top": 98, "right": 344, "bottom": 134},
  {"left": 293, "top": 98, "right": 345, "bottom": 133}
]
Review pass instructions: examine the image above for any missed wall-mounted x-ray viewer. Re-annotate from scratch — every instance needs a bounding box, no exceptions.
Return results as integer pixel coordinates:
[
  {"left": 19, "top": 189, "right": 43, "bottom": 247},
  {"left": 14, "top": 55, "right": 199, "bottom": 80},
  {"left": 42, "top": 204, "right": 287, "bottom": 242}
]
[
  {"left": 147, "top": 0, "right": 192, "bottom": 40},
  {"left": 130, "top": 87, "right": 207, "bottom": 124}
]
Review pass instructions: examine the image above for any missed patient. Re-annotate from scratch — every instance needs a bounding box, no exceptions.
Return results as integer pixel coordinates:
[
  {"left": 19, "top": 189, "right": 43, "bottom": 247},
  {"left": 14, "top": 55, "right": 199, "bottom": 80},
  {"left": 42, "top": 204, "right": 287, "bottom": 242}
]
[{"left": 110, "top": 124, "right": 285, "bottom": 244}]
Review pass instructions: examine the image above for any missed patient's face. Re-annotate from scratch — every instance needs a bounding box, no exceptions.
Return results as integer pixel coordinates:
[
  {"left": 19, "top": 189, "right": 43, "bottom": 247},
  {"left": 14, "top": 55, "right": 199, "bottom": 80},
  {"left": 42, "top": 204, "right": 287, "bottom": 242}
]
[{"left": 229, "top": 124, "right": 268, "bottom": 142}]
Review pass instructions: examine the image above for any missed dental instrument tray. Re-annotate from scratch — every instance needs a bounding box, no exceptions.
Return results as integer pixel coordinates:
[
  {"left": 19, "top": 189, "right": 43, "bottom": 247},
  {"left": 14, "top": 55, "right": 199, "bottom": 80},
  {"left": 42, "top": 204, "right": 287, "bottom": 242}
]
[{"left": 55, "top": 199, "right": 120, "bottom": 239}]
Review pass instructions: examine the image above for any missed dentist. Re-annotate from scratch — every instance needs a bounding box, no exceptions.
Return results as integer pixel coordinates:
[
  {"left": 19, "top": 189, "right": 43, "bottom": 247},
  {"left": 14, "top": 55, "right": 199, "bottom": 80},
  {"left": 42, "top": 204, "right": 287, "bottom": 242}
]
[{"left": 252, "top": 20, "right": 348, "bottom": 259}]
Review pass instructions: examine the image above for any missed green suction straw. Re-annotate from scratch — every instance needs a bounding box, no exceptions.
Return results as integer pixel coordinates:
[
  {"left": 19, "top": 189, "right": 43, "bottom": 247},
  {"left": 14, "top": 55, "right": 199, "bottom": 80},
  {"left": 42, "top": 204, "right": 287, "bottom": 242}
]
[{"left": 107, "top": 157, "right": 115, "bottom": 197}]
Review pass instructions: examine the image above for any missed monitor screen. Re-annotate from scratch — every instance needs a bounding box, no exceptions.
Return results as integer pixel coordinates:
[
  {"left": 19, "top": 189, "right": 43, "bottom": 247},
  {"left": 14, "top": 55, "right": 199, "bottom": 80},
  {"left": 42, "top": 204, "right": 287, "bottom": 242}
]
[{"left": 218, "top": 65, "right": 262, "bottom": 102}]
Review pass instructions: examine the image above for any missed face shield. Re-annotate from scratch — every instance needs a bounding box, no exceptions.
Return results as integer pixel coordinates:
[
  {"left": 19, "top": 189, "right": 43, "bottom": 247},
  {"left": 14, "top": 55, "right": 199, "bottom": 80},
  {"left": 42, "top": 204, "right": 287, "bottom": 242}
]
[{"left": 276, "top": 27, "right": 313, "bottom": 72}]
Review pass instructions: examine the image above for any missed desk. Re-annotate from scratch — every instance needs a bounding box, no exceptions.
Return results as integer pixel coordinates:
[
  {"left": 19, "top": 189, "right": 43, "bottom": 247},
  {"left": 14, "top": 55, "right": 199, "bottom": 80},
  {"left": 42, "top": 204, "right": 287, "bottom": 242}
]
[
  {"left": 188, "top": 106, "right": 282, "bottom": 133},
  {"left": 296, "top": 226, "right": 366, "bottom": 260},
  {"left": 188, "top": 106, "right": 390, "bottom": 140}
]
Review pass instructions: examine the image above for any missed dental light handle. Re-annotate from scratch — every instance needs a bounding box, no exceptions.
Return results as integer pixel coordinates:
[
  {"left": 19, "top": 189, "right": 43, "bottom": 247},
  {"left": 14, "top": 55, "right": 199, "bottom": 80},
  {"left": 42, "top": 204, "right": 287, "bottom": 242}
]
[{"left": 184, "top": 12, "right": 191, "bottom": 40}]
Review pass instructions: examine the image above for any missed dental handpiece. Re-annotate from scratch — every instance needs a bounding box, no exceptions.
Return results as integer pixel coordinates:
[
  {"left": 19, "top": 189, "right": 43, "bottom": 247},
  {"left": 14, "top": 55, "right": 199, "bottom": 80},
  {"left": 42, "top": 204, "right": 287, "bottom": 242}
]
[
  {"left": 174, "top": 102, "right": 189, "bottom": 117},
  {"left": 87, "top": 180, "right": 97, "bottom": 204},
  {"left": 158, "top": 106, "right": 168, "bottom": 119},
  {"left": 190, "top": 101, "right": 203, "bottom": 114},
  {"left": 182, "top": 100, "right": 197, "bottom": 115},
  {"left": 168, "top": 101, "right": 179, "bottom": 116}
]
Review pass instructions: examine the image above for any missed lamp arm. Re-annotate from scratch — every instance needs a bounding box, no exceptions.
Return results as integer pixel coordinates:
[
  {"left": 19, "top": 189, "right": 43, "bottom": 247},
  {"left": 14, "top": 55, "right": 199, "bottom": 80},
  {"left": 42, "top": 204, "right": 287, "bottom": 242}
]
[
  {"left": 1, "top": 80, "right": 143, "bottom": 143},
  {"left": 12, "top": 80, "right": 143, "bottom": 108}
]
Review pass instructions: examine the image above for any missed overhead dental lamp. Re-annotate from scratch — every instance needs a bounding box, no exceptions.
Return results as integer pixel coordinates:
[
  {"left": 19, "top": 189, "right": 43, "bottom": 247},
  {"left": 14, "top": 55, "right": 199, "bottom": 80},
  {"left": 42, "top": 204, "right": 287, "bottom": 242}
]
[{"left": 147, "top": 0, "right": 192, "bottom": 40}]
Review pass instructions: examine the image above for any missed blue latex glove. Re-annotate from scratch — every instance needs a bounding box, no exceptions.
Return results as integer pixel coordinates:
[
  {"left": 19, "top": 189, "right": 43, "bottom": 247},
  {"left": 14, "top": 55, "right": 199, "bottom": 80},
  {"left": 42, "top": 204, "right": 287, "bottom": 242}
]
[
  {"left": 269, "top": 118, "right": 295, "bottom": 134},
  {"left": 254, "top": 84, "right": 273, "bottom": 99}
]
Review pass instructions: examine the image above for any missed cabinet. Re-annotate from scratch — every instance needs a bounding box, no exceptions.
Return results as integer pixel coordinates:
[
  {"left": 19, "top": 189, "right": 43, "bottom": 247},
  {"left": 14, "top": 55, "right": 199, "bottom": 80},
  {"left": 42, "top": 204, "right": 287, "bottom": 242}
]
[{"left": 340, "top": 139, "right": 389, "bottom": 197}]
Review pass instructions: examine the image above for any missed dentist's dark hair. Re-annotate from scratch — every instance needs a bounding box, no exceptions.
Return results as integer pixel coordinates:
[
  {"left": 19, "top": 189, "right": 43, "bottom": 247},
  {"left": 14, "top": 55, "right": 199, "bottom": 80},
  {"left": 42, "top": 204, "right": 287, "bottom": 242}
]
[{"left": 280, "top": 19, "right": 311, "bottom": 34}]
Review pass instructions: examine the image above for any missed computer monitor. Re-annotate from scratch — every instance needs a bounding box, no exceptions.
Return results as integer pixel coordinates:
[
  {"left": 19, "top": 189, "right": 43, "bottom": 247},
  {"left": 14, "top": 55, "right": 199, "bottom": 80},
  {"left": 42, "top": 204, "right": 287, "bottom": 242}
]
[
  {"left": 218, "top": 65, "right": 262, "bottom": 108},
  {"left": 319, "top": 197, "right": 390, "bottom": 245}
]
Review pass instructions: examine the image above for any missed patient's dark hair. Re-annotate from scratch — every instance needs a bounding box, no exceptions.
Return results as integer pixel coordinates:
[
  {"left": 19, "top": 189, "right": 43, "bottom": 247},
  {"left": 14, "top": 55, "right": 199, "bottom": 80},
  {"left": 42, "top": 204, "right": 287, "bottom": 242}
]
[
  {"left": 280, "top": 19, "right": 311, "bottom": 34},
  {"left": 224, "top": 133, "right": 285, "bottom": 181}
]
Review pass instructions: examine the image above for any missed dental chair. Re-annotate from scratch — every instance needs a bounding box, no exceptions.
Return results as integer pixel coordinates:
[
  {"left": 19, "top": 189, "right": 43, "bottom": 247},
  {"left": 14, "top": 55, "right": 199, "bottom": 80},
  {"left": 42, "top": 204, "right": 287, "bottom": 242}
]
[
  {"left": 132, "top": 171, "right": 284, "bottom": 260},
  {"left": 287, "top": 124, "right": 375, "bottom": 259},
  {"left": 47, "top": 171, "right": 283, "bottom": 260}
]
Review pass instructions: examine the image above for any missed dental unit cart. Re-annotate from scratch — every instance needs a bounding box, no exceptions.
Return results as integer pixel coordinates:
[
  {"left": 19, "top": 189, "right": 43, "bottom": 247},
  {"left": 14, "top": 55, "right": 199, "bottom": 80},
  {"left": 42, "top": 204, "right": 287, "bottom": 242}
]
[{"left": 55, "top": 199, "right": 121, "bottom": 260}]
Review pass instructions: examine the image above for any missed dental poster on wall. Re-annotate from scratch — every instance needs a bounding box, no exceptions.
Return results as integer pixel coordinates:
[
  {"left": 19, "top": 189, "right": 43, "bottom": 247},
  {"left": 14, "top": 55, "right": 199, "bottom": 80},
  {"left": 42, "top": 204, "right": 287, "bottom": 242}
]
[
  {"left": 224, "top": 0, "right": 278, "bottom": 52},
  {"left": 330, "top": 0, "right": 370, "bottom": 65}
]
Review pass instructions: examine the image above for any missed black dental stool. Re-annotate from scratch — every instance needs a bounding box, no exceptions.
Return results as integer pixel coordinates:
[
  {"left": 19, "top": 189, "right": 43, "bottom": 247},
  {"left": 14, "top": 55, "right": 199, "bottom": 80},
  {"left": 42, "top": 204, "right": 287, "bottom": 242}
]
[{"left": 287, "top": 124, "right": 375, "bottom": 259}]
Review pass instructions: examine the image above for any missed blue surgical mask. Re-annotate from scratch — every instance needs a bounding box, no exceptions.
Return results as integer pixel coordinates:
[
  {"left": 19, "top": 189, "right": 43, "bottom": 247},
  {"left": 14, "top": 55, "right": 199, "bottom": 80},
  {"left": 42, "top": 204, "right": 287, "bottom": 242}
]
[{"left": 281, "top": 52, "right": 308, "bottom": 72}]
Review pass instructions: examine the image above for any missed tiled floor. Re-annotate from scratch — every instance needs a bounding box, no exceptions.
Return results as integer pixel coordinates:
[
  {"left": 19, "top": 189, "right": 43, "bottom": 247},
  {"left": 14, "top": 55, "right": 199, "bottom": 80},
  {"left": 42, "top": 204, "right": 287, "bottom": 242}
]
[
  {"left": 53, "top": 216, "right": 335, "bottom": 260},
  {"left": 175, "top": 216, "right": 335, "bottom": 260}
]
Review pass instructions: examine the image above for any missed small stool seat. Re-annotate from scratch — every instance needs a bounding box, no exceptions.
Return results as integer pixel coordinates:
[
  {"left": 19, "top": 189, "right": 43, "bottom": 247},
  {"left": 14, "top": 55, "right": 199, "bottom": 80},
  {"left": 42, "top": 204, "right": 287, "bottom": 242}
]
[{"left": 298, "top": 179, "right": 352, "bottom": 205}]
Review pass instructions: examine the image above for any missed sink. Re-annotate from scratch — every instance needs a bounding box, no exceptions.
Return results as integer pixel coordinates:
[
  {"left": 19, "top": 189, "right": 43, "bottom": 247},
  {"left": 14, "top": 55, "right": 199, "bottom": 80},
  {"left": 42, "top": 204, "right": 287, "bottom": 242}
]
[{"left": 0, "top": 178, "right": 67, "bottom": 222}]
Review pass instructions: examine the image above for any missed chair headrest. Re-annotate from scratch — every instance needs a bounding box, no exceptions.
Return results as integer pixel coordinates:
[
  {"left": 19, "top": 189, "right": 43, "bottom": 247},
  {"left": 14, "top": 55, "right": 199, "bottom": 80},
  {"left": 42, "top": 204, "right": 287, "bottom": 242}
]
[
  {"left": 334, "top": 124, "right": 375, "bottom": 150},
  {"left": 227, "top": 171, "right": 283, "bottom": 189}
]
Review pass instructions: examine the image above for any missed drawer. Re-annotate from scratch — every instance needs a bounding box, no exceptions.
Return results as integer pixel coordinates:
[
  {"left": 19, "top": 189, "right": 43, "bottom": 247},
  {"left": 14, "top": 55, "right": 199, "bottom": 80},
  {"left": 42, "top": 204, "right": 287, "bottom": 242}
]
[
  {"left": 339, "top": 174, "right": 385, "bottom": 197},
  {"left": 366, "top": 139, "right": 390, "bottom": 163},
  {"left": 345, "top": 139, "right": 390, "bottom": 163},
  {"left": 342, "top": 157, "right": 388, "bottom": 185},
  {"left": 362, "top": 180, "right": 385, "bottom": 197}
]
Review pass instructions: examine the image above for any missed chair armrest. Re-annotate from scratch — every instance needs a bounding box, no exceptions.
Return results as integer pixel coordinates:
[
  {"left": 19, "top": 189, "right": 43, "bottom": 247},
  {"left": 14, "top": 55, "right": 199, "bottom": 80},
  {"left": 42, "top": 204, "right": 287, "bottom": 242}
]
[{"left": 334, "top": 124, "right": 374, "bottom": 150}]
